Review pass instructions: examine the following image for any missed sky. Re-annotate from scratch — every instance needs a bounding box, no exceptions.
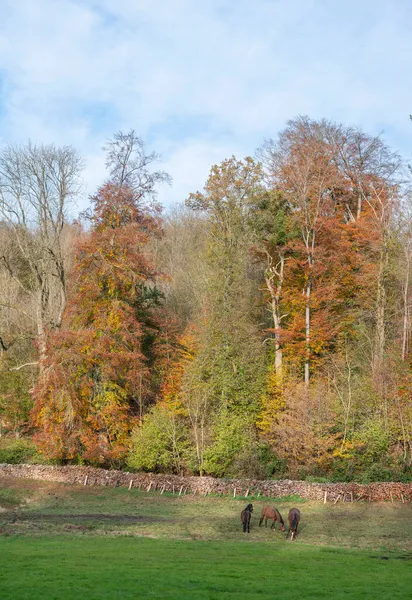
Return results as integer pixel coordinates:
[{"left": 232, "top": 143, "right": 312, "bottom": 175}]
[{"left": 0, "top": 0, "right": 411, "bottom": 212}]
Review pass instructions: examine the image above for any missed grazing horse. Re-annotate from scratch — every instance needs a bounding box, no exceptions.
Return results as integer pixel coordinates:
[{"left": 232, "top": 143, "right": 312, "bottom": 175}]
[
  {"left": 287, "top": 508, "right": 301, "bottom": 541},
  {"left": 259, "top": 506, "right": 285, "bottom": 531},
  {"left": 241, "top": 503, "right": 253, "bottom": 533}
]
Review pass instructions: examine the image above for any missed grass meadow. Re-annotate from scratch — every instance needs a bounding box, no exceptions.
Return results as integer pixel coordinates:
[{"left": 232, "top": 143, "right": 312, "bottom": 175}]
[{"left": 1, "top": 477, "right": 412, "bottom": 599}]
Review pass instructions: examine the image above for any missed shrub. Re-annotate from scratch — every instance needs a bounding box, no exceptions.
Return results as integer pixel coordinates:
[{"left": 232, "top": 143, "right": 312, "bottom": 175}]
[
  {"left": 203, "top": 411, "right": 264, "bottom": 478},
  {"left": 127, "top": 405, "right": 192, "bottom": 474},
  {"left": 0, "top": 438, "right": 38, "bottom": 464}
]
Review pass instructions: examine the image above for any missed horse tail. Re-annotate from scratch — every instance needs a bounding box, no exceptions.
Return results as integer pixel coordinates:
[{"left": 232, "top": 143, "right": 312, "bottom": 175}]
[{"left": 292, "top": 514, "right": 298, "bottom": 530}]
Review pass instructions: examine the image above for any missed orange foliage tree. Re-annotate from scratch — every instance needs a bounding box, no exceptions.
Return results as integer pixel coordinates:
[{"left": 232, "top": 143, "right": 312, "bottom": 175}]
[{"left": 32, "top": 183, "right": 167, "bottom": 465}]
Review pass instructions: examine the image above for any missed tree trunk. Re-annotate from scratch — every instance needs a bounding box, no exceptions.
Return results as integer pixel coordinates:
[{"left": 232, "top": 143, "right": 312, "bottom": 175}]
[
  {"left": 304, "top": 244, "right": 314, "bottom": 392},
  {"left": 374, "top": 240, "right": 388, "bottom": 378},
  {"left": 264, "top": 254, "right": 285, "bottom": 378},
  {"left": 402, "top": 247, "right": 410, "bottom": 361},
  {"left": 304, "top": 279, "right": 311, "bottom": 389},
  {"left": 356, "top": 192, "right": 362, "bottom": 220}
]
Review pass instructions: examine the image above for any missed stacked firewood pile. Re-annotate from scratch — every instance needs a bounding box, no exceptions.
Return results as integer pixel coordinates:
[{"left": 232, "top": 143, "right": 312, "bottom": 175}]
[{"left": 0, "top": 464, "right": 410, "bottom": 502}]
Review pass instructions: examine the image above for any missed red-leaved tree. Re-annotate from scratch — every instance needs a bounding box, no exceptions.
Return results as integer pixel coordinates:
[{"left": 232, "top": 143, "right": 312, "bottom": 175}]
[{"left": 31, "top": 129, "right": 172, "bottom": 464}]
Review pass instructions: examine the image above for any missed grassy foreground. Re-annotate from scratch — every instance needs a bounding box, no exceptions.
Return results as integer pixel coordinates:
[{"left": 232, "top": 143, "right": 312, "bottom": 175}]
[
  {"left": 1, "top": 536, "right": 411, "bottom": 600},
  {"left": 1, "top": 477, "right": 412, "bottom": 599}
]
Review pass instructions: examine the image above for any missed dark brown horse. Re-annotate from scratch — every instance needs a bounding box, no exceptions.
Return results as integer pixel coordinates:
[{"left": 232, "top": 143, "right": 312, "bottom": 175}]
[
  {"left": 287, "top": 508, "right": 300, "bottom": 541},
  {"left": 241, "top": 503, "right": 253, "bottom": 533},
  {"left": 259, "top": 506, "right": 285, "bottom": 531}
]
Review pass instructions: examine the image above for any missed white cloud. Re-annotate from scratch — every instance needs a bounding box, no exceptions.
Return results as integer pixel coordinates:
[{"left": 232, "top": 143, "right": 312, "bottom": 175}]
[{"left": 0, "top": 0, "right": 411, "bottom": 211}]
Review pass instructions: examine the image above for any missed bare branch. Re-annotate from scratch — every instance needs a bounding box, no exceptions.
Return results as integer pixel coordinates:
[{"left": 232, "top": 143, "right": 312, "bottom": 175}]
[{"left": 9, "top": 361, "right": 39, "bottom": 372}]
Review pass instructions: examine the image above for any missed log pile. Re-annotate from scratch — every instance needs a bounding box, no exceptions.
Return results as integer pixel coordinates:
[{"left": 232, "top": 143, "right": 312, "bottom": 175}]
[{"left": 0, "top": 464, "right": 410, "bottom": 502}]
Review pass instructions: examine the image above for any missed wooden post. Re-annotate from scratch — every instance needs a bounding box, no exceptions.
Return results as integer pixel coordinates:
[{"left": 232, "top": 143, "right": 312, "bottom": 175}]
[
  {"left": 84, "top": 475, "right": 88, "bottom": 486},
  {"left": 350, "top": 491, "right": 353, "bottom": 503},
  {"left": 172, "top": 485, "right": 175, "bottom": 494},
  {"left": 245, "top": 488, "right": 250, "bottom": 498},
  {"left": 233, "top": 488, "right": 236, "bottom": 498},
  {"left": 147, "top": 482, "right": 152, "bottom": 492},
  {"left": 179, "top": 485, "right": 184, "bottom": 496},
  {"left": 323, "top": 491, "right": 327, "bottom": 504},
  {"left": 128, "top": 480, "right": 133, "bottom": 491},
  {"left": 390, "top": 492, "right": 394, "bottom": 503},
  {"left": 401, "top": 493, "right": 405, "bottom": 503},
  {"left": 160, "top": 485, "right": 166, "bottom": 495},
  {"left": 334, "top": 494, "right": 341, "bottom": 504}
]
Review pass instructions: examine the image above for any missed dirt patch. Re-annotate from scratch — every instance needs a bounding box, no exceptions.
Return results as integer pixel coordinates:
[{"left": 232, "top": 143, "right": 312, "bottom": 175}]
[
  {"left": 10, "top": 512, "right": 164, "bottom": 523},
  {"left": 0, "top": 501, "right": 19, "bottom": 511}
]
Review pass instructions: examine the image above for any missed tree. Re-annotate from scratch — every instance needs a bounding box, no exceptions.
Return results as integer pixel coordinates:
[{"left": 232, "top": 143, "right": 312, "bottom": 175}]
[
  {"left": 103, "top": 130, "right": 171, "bottom": 202},
  {"left": 261, "top": 117, "right": 340, "bottom": 388},
  {"left": 248, "top": 190, "right": 294, "bottom": 378},
  {"left": 32, "top": 132, "right": 171, "bottom": 464},
  {"left": 184, "top": 157, "right": 267, "bottom": 474},
  {"left": 0, "top": 142, "right": 84, "bottom": 369},
  {"left": 186, "top": 157, "right": 266, "bottom": 412}
]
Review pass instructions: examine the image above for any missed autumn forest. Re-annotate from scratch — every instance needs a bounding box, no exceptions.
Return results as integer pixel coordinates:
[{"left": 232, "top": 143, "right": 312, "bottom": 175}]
[{"left": 1, "top": 116, "right": 412, "bottom": 483}]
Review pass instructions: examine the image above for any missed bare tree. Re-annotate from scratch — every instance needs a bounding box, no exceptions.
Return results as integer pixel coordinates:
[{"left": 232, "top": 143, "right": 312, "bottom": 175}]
[
  {"left": 103, "top": 130, "right": 171, "bottom": 203},
  {"left": 326, "top": 125, "right": 401, "bottom": 221},
  {"left": 0, "top": 142, "right": 84, "bottom": 369}
]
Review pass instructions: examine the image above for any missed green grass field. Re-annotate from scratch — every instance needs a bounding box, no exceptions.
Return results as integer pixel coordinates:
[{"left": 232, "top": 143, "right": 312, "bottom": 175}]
[{"left": 1, "top": 477, "right": 412, "bottom": 599}]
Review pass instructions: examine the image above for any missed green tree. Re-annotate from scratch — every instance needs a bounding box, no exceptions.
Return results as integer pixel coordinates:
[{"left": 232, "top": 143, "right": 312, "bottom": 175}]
[{"left": 185, "top": 157, "right": 267, "bottom": 474}]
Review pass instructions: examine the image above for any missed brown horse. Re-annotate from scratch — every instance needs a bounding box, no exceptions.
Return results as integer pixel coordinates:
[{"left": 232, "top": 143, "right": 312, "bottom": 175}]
[
  {"left": 259, "top": 506, "right": 285, "bottom": 531},
  {"left": 287, "top": 508, "right": 300, "bottom": 541},
  {"left": 241, "top": 503, "right": 253, "bottom": 533}
]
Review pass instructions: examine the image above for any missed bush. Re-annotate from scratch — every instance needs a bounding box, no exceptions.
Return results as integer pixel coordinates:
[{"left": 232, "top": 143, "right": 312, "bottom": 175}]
[
  {"left": 203, "top": 411, "right": 265, "bottom": 478},
  {"left": 353, "top": 418, "right": 391, "bottom": 464},
  {"left": 257, "top": 444, "right": 287, "bottom": 479},
  {"left": 0, "top": 438, "right": 38, "bottom": 464},
  {"left": 127, "top": 405, "right": 192, "bottom": 474},
  {"left": 354, "top": 464, "right": 397, "bottom": 483}
]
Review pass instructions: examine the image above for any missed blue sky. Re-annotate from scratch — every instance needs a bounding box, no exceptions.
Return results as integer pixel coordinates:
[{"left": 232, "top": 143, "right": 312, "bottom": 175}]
[{"left": 0, "top": 0, "right": 411, "bottom": 211}]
